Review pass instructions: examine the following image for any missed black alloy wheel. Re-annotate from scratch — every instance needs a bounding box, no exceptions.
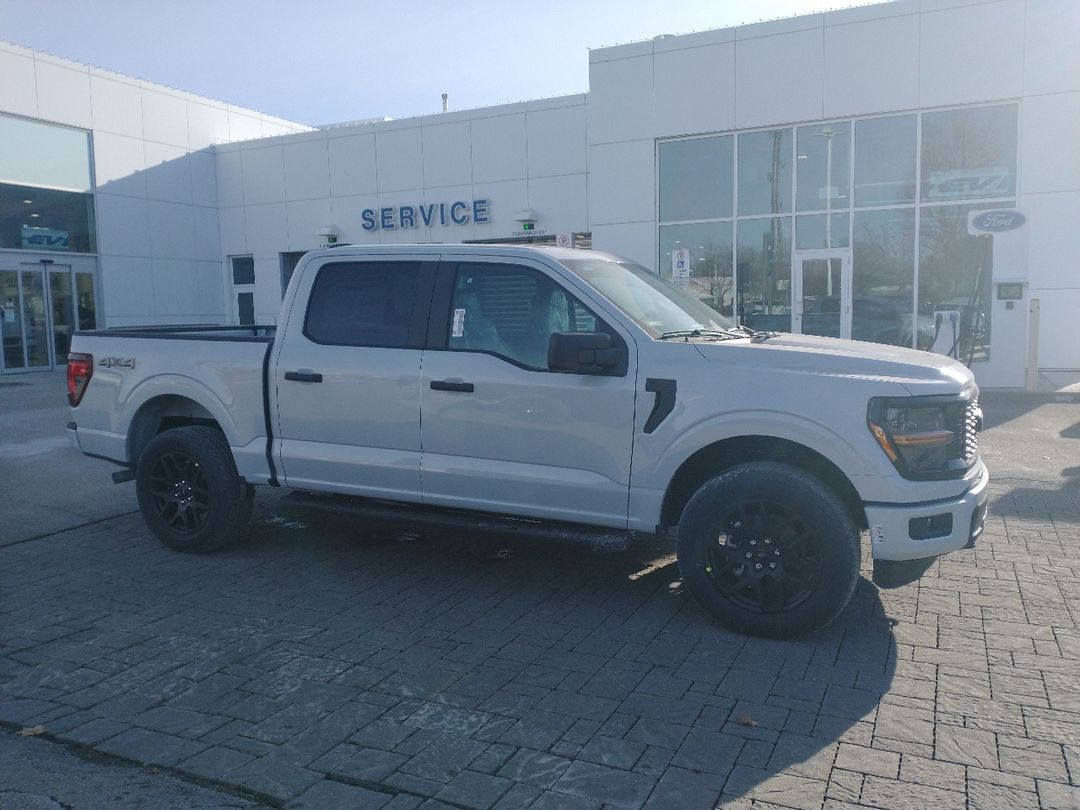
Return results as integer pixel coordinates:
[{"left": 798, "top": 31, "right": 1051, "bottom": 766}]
[
  {"left": 676, "top": 461, "right": 860, "bottom": 638},
  {"left": 135, "top": 426, "right": 253, "bottom": 553}
]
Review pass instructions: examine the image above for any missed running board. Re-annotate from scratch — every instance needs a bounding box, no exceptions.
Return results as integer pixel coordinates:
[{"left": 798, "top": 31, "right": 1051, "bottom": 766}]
[{"left": 285, "top": 492, "right": 636, "bottom": 553}]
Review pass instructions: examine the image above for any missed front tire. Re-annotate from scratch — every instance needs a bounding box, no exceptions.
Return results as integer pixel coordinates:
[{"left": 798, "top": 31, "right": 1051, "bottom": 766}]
[
  {"left": 676, "top": 462, "right": 860, "bottom": 638},
  {"left": 135, "top": 426, "right": 252, "bottom": 553}
]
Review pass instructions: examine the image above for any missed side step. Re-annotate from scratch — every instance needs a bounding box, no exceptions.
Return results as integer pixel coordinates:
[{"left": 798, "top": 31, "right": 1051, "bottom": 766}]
[{"left": 285, "top": 492, "right": 636, "bottom": 553}]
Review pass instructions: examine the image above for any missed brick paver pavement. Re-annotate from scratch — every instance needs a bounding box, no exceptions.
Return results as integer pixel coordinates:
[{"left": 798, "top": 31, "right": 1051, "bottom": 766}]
[{"left": 1, "top": 475, "right": 1078, "bottom": 809}]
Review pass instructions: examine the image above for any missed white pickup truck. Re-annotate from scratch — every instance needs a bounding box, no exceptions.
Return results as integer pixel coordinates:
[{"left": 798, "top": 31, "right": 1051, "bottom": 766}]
[{"left": 67, "top": 245, "right": 987, "bottom": 637}]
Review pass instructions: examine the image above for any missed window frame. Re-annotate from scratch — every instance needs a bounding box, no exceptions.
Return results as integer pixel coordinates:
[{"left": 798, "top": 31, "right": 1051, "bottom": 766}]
[{"left": 301, "top": 259, "right": 436, "bottom": 349}]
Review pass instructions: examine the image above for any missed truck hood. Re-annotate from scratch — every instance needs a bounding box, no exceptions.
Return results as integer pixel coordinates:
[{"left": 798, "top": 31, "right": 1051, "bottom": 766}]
[{"left": 692, "top": 333, "right": 975, "bottom": 395}]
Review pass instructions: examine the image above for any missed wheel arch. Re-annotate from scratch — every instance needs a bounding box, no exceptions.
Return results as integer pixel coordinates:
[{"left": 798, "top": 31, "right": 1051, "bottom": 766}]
[
  {"left": 127, "top": 394, "right": 225, "bottom": 466},
  {"left": 660, "top": 435, "right": 866, "bottom": 532}
]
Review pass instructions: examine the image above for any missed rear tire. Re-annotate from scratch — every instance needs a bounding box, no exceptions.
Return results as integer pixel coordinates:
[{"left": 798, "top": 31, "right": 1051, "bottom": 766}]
[
  {"left": 676, "top": 461, "right": 860, "bottom": 638},
  {"left": 135, "top": 426, "right": 251, "bottom": 553}
]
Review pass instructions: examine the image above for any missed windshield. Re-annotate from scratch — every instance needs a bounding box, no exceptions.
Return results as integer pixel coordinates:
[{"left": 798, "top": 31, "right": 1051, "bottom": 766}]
[{"left": 561, "top": 257, "right": 738, "bottom": 338}]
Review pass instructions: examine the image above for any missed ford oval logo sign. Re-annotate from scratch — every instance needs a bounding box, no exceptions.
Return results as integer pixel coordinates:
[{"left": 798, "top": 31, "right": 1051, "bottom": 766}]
[{"left": 971, "top": 210, "right": 1026, "bottom": 233}]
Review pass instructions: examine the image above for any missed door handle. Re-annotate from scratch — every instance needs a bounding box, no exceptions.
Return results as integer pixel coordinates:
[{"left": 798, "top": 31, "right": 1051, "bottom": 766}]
[
  {"left": 430, "top": 379, "right": 474, "bottom": 393},
  {"left": 284, "top": 370, "right": 323, "bottom": 383}
]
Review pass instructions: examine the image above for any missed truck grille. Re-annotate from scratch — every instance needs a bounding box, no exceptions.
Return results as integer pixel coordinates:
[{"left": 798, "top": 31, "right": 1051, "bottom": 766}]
[{"left": 961, "top": 399, "right": 981, "bottom": 465}]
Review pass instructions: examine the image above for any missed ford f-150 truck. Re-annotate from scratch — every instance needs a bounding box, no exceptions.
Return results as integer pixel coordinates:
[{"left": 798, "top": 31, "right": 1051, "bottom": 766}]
[{"left": 67, "top": 245, "right": 988, "bottom": 637}]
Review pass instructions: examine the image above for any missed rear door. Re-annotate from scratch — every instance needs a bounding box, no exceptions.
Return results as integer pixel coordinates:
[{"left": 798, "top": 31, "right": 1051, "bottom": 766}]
[
  {"left": 419, "top": 257, "right": 637, "bottom": 527},
  {"left": 273, "top": 255, "right": 436, "bottom": 499}
]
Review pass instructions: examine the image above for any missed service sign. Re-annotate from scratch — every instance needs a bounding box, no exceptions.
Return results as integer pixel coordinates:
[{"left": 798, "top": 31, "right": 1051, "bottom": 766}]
[{"left": 969, "top": 209, "right": 1026, "bottom": 234}]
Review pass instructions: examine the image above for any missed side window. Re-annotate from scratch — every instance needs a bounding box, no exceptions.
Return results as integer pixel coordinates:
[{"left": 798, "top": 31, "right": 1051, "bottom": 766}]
[
  {"left": 447, "top": 263, "right": 605, "bottom": 369},
  {"left": 305, "top": 261, "right": 421, "bottom": 347}
]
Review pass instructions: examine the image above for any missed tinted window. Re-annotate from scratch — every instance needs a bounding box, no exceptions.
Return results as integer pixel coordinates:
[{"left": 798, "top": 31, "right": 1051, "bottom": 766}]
[
  {"left": 448, "top": 263, "right": 603, "bottom": 369},
  {"left": 855, "top": 115, "right": 916, "bottom": 207},
  {"left": 306, "top": 261, "right": 420, "bottom": 347},
  {"left": 921, "top": 105, "right": 1017, "bottom": 202},
  {"left": 737, "top": 128, "right": 792, "bottom": 215},
  {"left": 659, "top": 136, "right": 734, "bottom": 222},
  {"left": 231, "top": 256, "right": 255, "bottom": 285}
]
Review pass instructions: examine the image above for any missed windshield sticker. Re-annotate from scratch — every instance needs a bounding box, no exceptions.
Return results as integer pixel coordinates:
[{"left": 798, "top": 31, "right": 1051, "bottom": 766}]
[{"left": 452, "top": 308, "right": 465, "bottom": 338}]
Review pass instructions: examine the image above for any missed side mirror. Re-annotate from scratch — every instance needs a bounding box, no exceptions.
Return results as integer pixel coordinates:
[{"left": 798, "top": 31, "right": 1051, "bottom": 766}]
[{"left": 548, "top": 331, "right": 626, "bottom": 375}]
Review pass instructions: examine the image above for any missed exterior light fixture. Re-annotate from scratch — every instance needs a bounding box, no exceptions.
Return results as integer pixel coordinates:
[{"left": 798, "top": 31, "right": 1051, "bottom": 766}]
[{"left": 316, "top": 225, "right": 341, "bottom": 247}]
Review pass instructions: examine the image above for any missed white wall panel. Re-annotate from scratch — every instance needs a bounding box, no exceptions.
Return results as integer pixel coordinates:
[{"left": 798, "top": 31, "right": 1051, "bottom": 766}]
[
  {"left": 152, "top": 258, "right": 199, "bottom": 316},
  {"left": 286, "top": 198, "right": 332, "bottom": 251},
  {"left": 195, "top": 261, "right": 226, "bottom": 320},
  {"left": 590, "top": 221, "right": 657, "bottom": 269},
  {"left": 919, "top": 0, "right": 1024, "bottom": 107},
  {"left": 735, "top": 28, "right": 824, "bottom": 129},
  {"left": 422, "top": 121, "right": 472, "bottom": 188},
  {"left": 215, "top": 149, "right": 244, "bottom": 207},
  {"left": 588, "top": 55, "right": 653, "bottom": 144},
  {"left": 141, "top": 89, "right": 188, "bottom": 147},
  {"left": 330, "top": 195, "right": 380, "bottom": 246},
  {"left": 1020, "top": 191, "right": 1080, "bottom": 291},
  {"left": 375, "top": 127, "right": 424, "bottom": 192},
  {"left": 92, "top": 131, "right": 147, "bottom": 198},
  {"left": 240, "top": 145, "right": 285, "bottom": 205},
  {"left": 1023, "top": 0, "right": 1080, "bottom": 96},
  {"left": 588, "top": 139, "right": 654, "bottom": 225},
  {"left": 0, "top": 47, "right": 37, "bottom": 117},
  {"left": 470, "top": 180, "right": 527, "bottom": 241},
  {"left": 328, "top": 131, "right": 378, "bottom": 197},
  {"left": 244, "top": 203, "right": 287, "bottom": 255},
  {"left": 653, "top": 43, "right": 736, "bottom": 138},
  {"left": 1021, "top": 93, "right": 1080, "bottom": 195},
  {"left": 148, "top": 200, "right": 196, "bottom": 260},
  {"left": 228, "top": 111, "right": 263, "bottom": 142},
  {"left": 283, "top": 137, "right": 330, "bottom": 201},
  {"left": 824, "top": 14, "right": 919, "bottom": 117},
  {"left": 100, "top": 256, "right": 155, "bottom": 318},
  {"left": 527, "top": 105, "right": 586, "bottom": 178},
  {"left": 193, "top": 205, "right": 221, "bottom": 262},
  {"left": 34, "top": 60, "right": 91, "bottom": 128},
  {"left": 89, "top": 74, "right": 142, "bottom": 137},
  {"left": 187, "top": 102, "right": 230, "bottom": 150},
  {"left": 144, "top": 143, "right": 192, "bottom": 204},
  {"left": 95, "top": 193, "right": 151, "bottom": 258},
  {"left": 189, "top": 150, "right": 218, "bottom": 208},
  {"left": 217, "top": 206, "right": 248, "bottom": 256},
  {"left": 471, "top": 114, "right": 527, "bottom": 183},
  {"left": 527, "top": 174, "right": 587, "bottom": 234}
]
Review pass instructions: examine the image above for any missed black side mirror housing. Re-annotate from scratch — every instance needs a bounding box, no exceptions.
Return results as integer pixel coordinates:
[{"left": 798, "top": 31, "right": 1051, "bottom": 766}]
[{"left": 548, "top": 332, "right": 627, "bottom": 375}]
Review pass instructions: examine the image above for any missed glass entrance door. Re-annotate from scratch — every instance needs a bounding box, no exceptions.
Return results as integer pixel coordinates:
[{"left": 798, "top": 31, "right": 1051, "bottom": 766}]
[
  {"left": 793, "top": 252, "right": 851, "bottom": 339},
  {"left": 0, "top": 262, "right": 97, "bottom": 373}
]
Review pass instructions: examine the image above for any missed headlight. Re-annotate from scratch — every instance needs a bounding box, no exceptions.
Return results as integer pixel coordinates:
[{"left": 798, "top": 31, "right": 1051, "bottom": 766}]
[{"left": 868, "top": 396, "right": 975, "bottom": 480}]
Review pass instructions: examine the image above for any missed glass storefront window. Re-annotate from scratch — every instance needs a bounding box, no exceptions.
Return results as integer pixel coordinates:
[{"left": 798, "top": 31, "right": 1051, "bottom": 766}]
[
  {"left": 658, "top": 221, "right": 734, "bottom": 315},
  {"left": 796, "top": 122, "right": 850, "bottom": 212},
  {"left": 737, "top": 217, "right": 791, "bottom": 331},
  {"left": 918, "top": 203, "right": 1003, "bottom": 362},
  {"left": 853, "top": 208, "right": 918, "bottom": 348},
  {"left": 659, "top": 136, "right": 733, "bottom": 222},
  {"left": 0, "top": 183, "right": 96, "bottom": 253},
  {"left": 737, "top": 129, "right": 792, "bottom": 216},
  {"left": 921, "top": 105, "right": 1018, "bottom": 203},
  {"left": 0, "top": 114, "right": 93, "bottom": 193},
  {"left": 796, "top": 213, "right": 849, "bottom": 250},
  {"left": 855, "top": 115, "right": 916, "bottom": 207}
]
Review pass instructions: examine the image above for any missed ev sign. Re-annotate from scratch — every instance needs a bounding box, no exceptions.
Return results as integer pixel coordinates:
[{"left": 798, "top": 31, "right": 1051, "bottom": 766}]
[{"left": 671, "top": 248, "right": 690, "bottom": 288}]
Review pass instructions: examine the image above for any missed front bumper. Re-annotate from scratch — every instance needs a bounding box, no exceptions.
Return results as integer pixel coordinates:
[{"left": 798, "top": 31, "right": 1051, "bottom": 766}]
[{"left": 865, "top": 462, "right": 989, "bottom": 561}]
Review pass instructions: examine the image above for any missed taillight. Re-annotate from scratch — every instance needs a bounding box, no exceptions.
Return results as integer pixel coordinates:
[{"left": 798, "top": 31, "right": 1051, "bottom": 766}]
[{"left": 68, "top": 353, "right": 93, "bottom": 407}]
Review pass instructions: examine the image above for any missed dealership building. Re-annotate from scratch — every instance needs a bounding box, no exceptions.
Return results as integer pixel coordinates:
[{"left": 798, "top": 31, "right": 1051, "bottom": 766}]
[{"left": 1, "top": 0, "right": 1077, "bottom": 387}]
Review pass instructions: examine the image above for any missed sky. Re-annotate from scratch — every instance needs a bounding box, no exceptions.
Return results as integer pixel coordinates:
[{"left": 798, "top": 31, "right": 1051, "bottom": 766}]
[{"left": 0, "top": 0, "right": 877, "bottom": 127}]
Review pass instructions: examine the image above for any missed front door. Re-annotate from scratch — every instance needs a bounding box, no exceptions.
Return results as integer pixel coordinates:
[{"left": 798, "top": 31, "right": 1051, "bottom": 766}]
[
  {"left": 793, "top": 251, "right": 851, "bottom": 339},
  {"left": 420, "top": 258, "right": 637, "bottom": 528}
]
